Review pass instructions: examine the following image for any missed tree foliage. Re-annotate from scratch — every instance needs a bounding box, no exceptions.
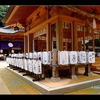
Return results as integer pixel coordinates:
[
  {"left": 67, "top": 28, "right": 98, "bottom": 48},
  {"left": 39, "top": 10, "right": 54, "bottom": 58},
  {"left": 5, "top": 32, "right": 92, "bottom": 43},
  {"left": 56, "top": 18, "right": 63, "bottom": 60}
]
[{"left": 0, "top": 5, "right": 9, "bottom": 27}]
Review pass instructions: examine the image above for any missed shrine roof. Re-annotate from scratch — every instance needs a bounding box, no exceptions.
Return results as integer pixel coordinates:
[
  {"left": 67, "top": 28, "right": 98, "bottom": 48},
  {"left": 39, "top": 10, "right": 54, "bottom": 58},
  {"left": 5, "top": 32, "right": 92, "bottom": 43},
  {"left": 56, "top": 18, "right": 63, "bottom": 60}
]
[{"left": 2, "top": 5, "right": 39, "bottom": 25}]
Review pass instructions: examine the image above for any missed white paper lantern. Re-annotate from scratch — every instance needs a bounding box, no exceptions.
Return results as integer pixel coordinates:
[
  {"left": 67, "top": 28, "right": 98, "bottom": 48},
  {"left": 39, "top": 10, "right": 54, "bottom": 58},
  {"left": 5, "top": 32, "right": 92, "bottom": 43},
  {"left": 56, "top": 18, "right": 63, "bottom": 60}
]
[
  {"left": 27, "top": 59, "right": 33, "bottom": 72},
  {"left": 79, "top": 51, "right": 86, "bottom": 64},
  {"left": 88, "top": 52, "right": 95, "bottom": 63},
  {"left": 32, "top": 60, "right": 37, "bottom": 74},
  {"left": 48, "top": 51, "right": 51, "bottom": 64},
  {"left": 36, "top": 60, "right": 42, "bottom": 74},
  {"left": 38, "top": 52, "right": 42, "bottom": 59},
  {"left": 42, "top": 51, "right": 48, "bottom": 65},
  {"left": 24, "top": 59, "right": 28, "bottom": 70},
  {"left": 33, "top": 52, "right": 38, "bottom": 59},
  {"left": 29, "top": 52, "right": 33, "bottom": 58},
  {"left": 58, "top": 51, "right": 69, "bottom": 65},
  {"left": 20, "top": 58, "right": 24, "bottom": 69},
  {"left": 69, "top": 51, "right": 77, "bottom": 64}
]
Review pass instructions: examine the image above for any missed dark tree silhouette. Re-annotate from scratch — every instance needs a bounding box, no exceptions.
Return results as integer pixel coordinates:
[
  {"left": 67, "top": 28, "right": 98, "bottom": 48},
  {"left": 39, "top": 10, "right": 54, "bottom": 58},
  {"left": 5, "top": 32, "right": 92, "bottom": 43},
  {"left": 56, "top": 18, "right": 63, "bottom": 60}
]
[{"left": 0, "top": 5, "right": 9, "bottom": 27}]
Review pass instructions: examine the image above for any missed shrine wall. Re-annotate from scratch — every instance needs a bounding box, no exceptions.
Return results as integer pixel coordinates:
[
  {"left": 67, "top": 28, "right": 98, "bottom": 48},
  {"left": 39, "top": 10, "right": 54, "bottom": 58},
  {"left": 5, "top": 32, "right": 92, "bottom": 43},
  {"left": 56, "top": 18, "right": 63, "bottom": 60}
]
[{"left": 25, "top": 6, "right": 100, "bottom": 36}]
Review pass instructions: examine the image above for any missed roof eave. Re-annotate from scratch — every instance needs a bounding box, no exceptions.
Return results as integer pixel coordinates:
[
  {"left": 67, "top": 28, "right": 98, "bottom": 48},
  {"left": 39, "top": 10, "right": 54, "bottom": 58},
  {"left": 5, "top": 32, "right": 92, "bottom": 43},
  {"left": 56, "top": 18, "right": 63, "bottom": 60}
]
[{"left": 2, "top": 5, "right": 16, "bottom": 24}]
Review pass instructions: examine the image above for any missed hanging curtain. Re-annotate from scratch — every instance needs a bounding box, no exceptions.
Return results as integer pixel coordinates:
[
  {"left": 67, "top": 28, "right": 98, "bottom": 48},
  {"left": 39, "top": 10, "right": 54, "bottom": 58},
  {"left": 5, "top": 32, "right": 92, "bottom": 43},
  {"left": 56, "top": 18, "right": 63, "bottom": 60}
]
[{"left": 93, "top": 18, "right": 96, "bottom": 29}]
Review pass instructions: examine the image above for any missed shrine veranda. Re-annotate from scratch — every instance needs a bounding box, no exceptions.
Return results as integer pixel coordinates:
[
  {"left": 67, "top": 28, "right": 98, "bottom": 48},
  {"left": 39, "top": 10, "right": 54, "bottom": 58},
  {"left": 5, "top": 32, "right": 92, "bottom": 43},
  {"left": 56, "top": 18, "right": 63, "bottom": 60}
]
[
  {"left": 6, "top": 51, "right": 95, "bottom": 82},
  {"left": 6, "top": 51, "right": 99, "bottom": 94}
]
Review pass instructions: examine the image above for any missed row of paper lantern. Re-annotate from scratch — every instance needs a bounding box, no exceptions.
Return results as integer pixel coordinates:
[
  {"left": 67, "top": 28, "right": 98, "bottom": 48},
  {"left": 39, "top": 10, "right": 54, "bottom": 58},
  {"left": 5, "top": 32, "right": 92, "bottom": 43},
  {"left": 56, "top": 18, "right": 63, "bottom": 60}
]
[
  {"left": 6, "top": 57, "right": 42, "bottom": 74},
  {"left": 8, "top": 51, "right": 95, "bottom": 65}
]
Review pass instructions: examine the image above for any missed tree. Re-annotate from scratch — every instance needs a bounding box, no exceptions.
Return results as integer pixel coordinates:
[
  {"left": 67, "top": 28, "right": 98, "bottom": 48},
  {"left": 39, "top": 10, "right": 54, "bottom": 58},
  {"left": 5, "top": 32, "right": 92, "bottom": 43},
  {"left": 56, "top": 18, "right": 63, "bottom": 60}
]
[{"left": 0, "top": 5, "right": 9, "bottom": 27}]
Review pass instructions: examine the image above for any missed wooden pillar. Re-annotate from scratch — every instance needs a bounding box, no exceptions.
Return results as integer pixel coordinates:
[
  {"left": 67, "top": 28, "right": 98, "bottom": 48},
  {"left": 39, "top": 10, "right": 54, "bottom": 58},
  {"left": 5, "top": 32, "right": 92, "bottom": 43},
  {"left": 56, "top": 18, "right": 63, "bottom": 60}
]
[
  {"left": 65, "top": 40, "right": 68, "bottom": 50},
  {"left": 73, "top": 21, "right": 78, "bottom": 75},
  {"left": 52, "top": 66, "right": 59, "bottom": 77},
  {"left": 84, "top": 64, "right": 92, "bottom": 76},
  {"left": 69, "top": 66, "right": 77, "bottom": 79},
  {"left": 71, "top": 23, "right": 74, "bottom": 51},
  {"left": 46, "top": 23, "right": 51, "bottom": 51},
  {"left": 24, "top": 35, "right": 28, "bottom": 53},
  {"left": 83, "top": 26, "right": 86, "bottom": 51},
  {"left": 56, "top": 17, "right": 63, "bottom": 51},
  {"left": 51, "top": 65, "right": 60, "bottom": 82},
  {"left": 28, "top": 33, "right": 33, "bottom": 52},
  {"left": 50, "top": 17, "right": 63, "bottom": 82},
  {"left": 78, "top": 42, "right": 82, "bottom": 51},
  {"left": 92, "top": 29, "right": 95, "bottom": 52},
  {"left": 51, "top": 48, "right": 60, "bottom": 82},
  {"left": 73, "top": 21, "right": 78, "bottom": 51}
]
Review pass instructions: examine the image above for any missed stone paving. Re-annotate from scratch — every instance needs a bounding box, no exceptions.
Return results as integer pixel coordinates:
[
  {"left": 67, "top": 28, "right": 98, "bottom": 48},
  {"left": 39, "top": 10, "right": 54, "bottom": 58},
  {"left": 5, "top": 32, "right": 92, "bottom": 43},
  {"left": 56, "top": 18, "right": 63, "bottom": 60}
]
[{"left": 0, "top": 61, "right": 41, "bottom": 94}]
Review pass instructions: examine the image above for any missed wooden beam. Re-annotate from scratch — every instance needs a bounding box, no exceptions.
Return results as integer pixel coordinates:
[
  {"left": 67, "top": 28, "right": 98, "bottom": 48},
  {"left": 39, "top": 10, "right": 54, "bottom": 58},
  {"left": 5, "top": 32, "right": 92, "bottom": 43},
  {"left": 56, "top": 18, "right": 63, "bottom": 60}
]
[
  {"left": 26, "top": 6, "right": 45, "bottom": 22},
  {"left": 25, "top": 15, "right": 58, "bottom": 36}
]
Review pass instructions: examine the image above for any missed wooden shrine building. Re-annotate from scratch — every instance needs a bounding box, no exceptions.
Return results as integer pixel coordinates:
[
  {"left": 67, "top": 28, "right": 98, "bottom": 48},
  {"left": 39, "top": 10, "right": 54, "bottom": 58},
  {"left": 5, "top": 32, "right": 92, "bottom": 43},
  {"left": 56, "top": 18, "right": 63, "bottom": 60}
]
[{"left": 2, "top": 5, "right": 100, "bottom": 81}]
